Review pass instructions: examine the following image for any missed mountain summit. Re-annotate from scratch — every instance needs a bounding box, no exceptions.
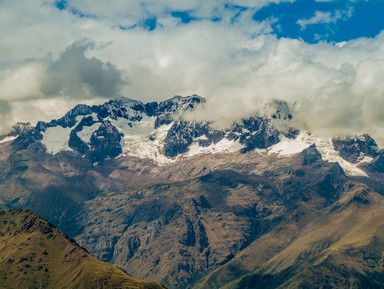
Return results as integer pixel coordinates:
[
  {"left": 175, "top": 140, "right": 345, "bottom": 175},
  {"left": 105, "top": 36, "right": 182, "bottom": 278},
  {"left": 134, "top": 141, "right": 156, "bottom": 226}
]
[{"left": 8, "top": 95, "right": 381, "bottom": 178}]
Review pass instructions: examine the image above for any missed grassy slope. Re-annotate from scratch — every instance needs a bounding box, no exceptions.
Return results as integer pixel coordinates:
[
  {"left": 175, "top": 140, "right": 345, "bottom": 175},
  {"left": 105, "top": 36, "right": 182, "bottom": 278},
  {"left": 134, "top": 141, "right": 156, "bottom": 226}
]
[
  {"left": 220, "top": 186, "right": 384, "bottom": 289},
  {"left": 0, "top": 209, "right": 165, "bottom": 289}
]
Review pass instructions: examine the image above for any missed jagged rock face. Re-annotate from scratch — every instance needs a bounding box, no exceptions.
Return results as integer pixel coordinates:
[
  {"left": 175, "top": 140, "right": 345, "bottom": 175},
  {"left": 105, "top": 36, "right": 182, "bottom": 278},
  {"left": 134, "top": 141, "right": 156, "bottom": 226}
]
[
  {"left": 28, "top": 95, "right": 205, "bottom": 161},
  {"left": 153, "top": 95, "right": 205, "bottom": 117},
  {"left": 12, "top": 127, "right": 43, "bottom": 150},
  {"left": 163, "top": 114, "right": 284, "bottom": 158},
  {"left": 164, "top": 121, "right": 198, "bottom": 157},
  {"left": 164, "top": 121, "right": 225, "bottom": 157},
  {"left": 153, "top": 95, "right": 204, "bottom": 128},
  {"left": 68, "top": 115, "right": 96, "bottom": 154},
  {"left": 365, "top": 153, "right": 384, "bottom": 174},
  {"left": 13, "top": 95, "right": 384, "bottom": 179},
  {"left": 332, "top": 134, "right": 379, "bottom": 163},
  {"left": 228, "top": 117, "right": 280, "bottom": 152},
  {"left": 15, "top": 95, "right": 298, "bottom": 163},
  {"left": 66, "top": 116, "right": 124, "bottom": 163},
  {"left": 89, "top": 121, "right": 124, "bottom": 162},
  {"left": 301, "top": 144, "right": 322, "bottom": 166}
]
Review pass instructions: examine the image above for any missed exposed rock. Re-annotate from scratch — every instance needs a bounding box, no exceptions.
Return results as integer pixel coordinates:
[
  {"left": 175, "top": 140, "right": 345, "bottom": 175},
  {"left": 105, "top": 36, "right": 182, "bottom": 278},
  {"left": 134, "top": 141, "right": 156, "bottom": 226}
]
[
  {"left": 229, "top": 117, "right": 280, "bottom": 153},
  {"left": 300, "top": 144, "right": 322, "bottom": 166},
  {"left": 332, "top": 134, "right": 379, "bottom": 163},
  {"left": 164, "top": 121, "right": 225, "bottom": 157},
  {"left": 364, "top": 153, "right": 384, "bottom": 174},
  {"left": 89, "top": 121, "right": 123, "bottom": 162}
]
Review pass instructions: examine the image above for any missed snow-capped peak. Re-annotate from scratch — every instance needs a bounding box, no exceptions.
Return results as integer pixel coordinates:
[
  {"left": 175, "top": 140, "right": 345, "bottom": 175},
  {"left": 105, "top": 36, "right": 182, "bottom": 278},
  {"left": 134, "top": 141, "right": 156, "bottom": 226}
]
[{"left": 15, "top": 95, "right": 382, "bottom": 177}]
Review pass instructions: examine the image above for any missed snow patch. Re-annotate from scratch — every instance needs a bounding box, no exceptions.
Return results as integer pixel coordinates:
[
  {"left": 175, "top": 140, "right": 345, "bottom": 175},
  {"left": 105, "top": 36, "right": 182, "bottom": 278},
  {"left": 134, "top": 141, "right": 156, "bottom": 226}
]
[
  {"left": 111, "top": 116, "right": 174, "bottom": 164},
  {"left": 90, "top": 112, "right": 99, "bottom": 121},
  {"left": 183, "top": 138, "right": 243, "bottom": 158},
  {"left": 41, "top": 126, "right": 73, "bottom": 154},
  {"left": 77, "top": 123, "right": 101, "bottom": 143},
  {"left": 313, "top": 138, "right": 368, "bottom": 177},
  {"left": 263, "top": 132, "right": 369, "bottom": 177},
  {"left": 0, "top": 136, "right": 17, "bottom": 144},
  {"left": 268, "top": 133, "right": 311, "bottom": 156}
]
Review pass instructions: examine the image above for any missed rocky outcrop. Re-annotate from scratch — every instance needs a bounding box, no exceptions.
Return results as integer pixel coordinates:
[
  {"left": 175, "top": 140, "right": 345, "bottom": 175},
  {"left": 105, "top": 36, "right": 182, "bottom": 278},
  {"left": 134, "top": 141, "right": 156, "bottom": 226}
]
[
  {"left": 13, "top": 95, "right": 297, "bottom": 162},
  {"left": 228, "top": 117, "right": 280, "bottom": 152},
  {"left": 364, "top": 153, "right": 384, "bottom": 174},
  {"left": 20, "top": 95, "right": 208, "bottom": 161},
  {"left": 332, "top": 134, "right": 379, "bottom": 163},
  {"left": 164, "top": 121, "right": 225, "bottom": 157},
  {"left": 89, "top": 121, "right": 124, "bottom": 162}
]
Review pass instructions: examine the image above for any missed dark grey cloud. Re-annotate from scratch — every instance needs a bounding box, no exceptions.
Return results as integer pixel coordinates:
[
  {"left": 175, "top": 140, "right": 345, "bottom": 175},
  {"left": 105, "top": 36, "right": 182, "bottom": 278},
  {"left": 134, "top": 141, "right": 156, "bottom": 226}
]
[
  {"left": 0, "top": 39, "right": 127, "bottom": 101},
  {"left": 43, "top": 39, "right": 128, "bottom": 98}
]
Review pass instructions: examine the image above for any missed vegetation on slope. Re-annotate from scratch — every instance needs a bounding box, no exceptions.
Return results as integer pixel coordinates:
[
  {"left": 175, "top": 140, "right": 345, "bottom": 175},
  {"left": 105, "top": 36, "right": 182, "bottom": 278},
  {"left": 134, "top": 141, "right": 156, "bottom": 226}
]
[{"left": 0, "top": 209, "right": 165, "bottom": 289}]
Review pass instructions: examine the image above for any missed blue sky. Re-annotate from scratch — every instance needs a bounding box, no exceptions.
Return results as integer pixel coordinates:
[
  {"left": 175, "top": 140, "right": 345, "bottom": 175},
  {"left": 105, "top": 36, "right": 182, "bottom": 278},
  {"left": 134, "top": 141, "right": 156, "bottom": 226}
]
[
  {"left": 255, "top": 0, "right": 384, "bottom": 43},
  {"left": 55, "top": 0, "right": 384, "bottom": 43}
]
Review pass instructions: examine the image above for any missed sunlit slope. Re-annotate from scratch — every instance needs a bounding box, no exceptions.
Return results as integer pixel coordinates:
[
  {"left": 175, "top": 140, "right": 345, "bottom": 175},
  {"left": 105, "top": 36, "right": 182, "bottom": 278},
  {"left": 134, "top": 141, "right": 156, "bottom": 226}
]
[
  {"left": 0, "top": 209, "right": 165, "bottom": 289},
  {"left": 217, "top": 186, "right": 384, "bottom": 289}
]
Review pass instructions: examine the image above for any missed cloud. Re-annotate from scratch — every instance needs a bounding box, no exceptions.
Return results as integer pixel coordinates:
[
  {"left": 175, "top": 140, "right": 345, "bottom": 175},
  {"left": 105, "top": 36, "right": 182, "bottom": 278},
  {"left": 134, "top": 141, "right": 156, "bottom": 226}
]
[
  {"left": 0, "top": 39, "right": 127, "bottom": 101},
  {"left": 183, "top": 32, "right": 384, "bottom": 144},
  {"left": 63, "top": 0, "right": 296, "bottom": 24},
  {"left": 42, "top": 39, "right": 127, "bottom": 98},
  {"left": 1, "top": 0, "right": 384, "bottom": 144},
  {"left": 297, "top": 8, "right": 353, "bottom": 30},
  {"left": 0, "top": 62, "right": 46, "bottom": 101}
]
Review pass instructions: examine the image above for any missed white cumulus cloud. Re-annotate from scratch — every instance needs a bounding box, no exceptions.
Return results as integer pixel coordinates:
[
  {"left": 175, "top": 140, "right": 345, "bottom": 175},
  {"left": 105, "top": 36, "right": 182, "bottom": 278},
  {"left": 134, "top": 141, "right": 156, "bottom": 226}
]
[
  {"left": 297, "top": 8, "right": 353, "bottom": 30},
  {"left": 0, "top": 0, "right": 384, "bottom": 145}
]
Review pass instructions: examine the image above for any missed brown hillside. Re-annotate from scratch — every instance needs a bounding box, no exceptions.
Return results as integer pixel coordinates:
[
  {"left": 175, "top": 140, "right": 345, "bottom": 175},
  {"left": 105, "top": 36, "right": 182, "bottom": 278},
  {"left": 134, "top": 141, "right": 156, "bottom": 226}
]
[{"left": 0, "top": 209, "right": 166, "bottom": 289}]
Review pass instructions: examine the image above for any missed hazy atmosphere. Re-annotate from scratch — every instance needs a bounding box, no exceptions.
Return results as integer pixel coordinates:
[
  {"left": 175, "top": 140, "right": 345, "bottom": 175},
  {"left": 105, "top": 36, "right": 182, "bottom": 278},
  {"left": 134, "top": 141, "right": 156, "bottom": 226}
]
[{"left": 1, "top": 0, "right": 384, "bottom": 141}]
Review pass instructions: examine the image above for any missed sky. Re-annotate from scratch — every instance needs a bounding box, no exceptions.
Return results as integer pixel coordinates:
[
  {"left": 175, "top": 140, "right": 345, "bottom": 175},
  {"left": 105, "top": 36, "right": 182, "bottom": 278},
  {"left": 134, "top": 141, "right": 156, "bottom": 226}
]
[{"left": 1, "top": 0, "right": 384, "bottom": 141}]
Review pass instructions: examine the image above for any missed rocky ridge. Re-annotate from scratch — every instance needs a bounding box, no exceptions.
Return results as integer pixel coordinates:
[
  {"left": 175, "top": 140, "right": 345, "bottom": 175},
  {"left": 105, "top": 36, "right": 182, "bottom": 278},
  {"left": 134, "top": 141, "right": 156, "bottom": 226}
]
[
  {"left": 13, "top": 95, "right": 301, "bottom": 164},
  {"left": 10, "top": 95, "right": 381, "bottom": 175}
]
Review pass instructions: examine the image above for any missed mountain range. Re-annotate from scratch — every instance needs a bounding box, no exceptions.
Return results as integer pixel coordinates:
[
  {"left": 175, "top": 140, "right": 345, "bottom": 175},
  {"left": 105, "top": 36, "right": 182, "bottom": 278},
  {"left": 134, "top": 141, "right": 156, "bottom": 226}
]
[{"left": 0, "top": 95, "right": 383, "bottom": 288}]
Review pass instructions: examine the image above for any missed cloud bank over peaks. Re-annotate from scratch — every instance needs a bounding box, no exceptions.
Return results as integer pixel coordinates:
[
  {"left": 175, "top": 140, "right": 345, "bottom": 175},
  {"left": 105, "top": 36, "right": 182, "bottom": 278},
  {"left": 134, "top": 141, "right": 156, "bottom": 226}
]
[
  {"left": 0, "top": 0, "right": 384, "bottom": 144},
  {"left": 0, "top": 39, "right": 126, "bottom": 133},
  {"left": 183, "top": 33, "right": 384, "bottom": 144}
]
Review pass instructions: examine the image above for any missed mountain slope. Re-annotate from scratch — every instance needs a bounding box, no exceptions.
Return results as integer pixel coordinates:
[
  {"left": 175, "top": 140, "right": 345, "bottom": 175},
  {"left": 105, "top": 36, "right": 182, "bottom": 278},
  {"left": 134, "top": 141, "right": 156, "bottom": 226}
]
[
  {"left": 197, "top": 184, "right": 384, "bottom": 289},
  {"left": 0, "top": 209, "right": 165, "bottom": 289},
  {"left": 1, "top": 95, "right": 384, "bottom": 288},
  {"left": 71, "top": 145, "right": 355, "bottom": 288}
]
